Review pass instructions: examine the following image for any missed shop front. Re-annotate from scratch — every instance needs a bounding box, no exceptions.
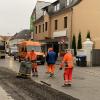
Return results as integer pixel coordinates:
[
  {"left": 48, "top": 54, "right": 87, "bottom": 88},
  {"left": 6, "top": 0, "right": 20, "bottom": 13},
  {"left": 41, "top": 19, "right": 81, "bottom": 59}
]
[{"left": 53, "top": 30, "right": 69, "bottom": 57}]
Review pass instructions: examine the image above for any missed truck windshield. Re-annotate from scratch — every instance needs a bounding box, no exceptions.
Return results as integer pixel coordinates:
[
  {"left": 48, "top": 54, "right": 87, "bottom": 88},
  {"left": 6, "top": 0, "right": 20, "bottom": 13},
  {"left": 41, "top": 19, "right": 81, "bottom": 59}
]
[
  {"left": 27, "top": 46, "right": 41, "bottom": 52},
  {"left": 10, "top": 47, "right": 18, "bottom": 53}
]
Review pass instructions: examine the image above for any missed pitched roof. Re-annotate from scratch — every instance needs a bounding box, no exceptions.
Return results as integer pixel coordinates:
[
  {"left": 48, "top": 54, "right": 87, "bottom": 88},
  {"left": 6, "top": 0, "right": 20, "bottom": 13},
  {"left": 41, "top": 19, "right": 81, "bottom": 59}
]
[
  {"left": 34, "top": 16, "right": 44, "bottom": 24},
  {"left": 42, "top": 0, "right": 81, "bottom": 16},
  {"left": 10, "top": 29, "right": 31, "bottom": 40},
  {"left": 34, "top": 0, "right": 82, "bottom": 24},
  {"left": 51, "top": 0, "right": 59, "bottom": 5},
  {"left": 70, "top": 0, "right": 82, "bottom": 7},
  {"left": 0, "top": 36, "right": 11, "bottom": 41}
]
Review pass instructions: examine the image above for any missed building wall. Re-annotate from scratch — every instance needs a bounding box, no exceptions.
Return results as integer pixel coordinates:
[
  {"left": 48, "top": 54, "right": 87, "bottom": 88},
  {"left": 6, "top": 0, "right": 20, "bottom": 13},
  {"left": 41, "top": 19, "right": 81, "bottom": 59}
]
[
  {"left": 44, "top": 13, "right": 51, "bottom": 37},
  {"left": 34, "top": 10, "right": 72, "bottom": 43},
  {"left": 34, "top": 21, "right": 45, "bottom": 40},
  {"left": 34, "top": 13, "right": 50, "bottom": 41},
  {"left": 50, "top": 10, "right": 72, "bottom": 45},
  {"left": 72, "top": 0, "right": 100, "bottom": 49},
  {"left": 31, "top": 1, "right": 50, "bottom": 39}
]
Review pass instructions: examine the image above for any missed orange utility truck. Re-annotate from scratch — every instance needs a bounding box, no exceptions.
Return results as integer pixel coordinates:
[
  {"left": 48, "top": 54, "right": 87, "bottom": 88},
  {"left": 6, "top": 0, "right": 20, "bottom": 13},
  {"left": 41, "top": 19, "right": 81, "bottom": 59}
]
[{"left": 18, "top": 40, "right": 45, "bottom": 65}]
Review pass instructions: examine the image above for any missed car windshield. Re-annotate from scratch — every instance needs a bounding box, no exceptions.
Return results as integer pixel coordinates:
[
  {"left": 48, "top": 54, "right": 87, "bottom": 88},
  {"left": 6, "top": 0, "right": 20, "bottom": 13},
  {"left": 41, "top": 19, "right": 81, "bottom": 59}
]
[{"left": 27, "top": 46, "right": 41, "bottom": 52}]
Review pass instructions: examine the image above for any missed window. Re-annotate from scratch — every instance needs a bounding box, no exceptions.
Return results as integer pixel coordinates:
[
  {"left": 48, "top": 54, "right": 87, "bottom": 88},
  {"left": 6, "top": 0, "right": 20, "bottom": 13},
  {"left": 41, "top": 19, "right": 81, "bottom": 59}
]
[
  {"left": 27, "top": 46, "right": 41, "bottom": 52},
  {"left": 39, "top": 25, "right": 41, "bottom": 33},
  {"left": 66, "top": 0, "right": 72, "bottom": 6},
  {"left": 55, "top": 20, "right": 58, "bottom": 30},
  {"left": 45, "top": 22, "right": 48, "bottom": 31},
  {"left": 67, "top": 0, "right": 70, "bottom": 6},
  {"left": 57, "top": 3, "right": 60, "bottom": 11},
  {"left": 35, "top": 26, "right": 37, "bottom": 34},
  {"left": 43, "top": 10, "right": 46, "bottom": 15},
  {"left": 64, "top": 16, "right": 67, "bottom": 28},
  {"left": 43, "top": 24, "right": 44, "bottom": 32},
  {"left": 54, "top": 6, "right": 57, "bottom": 11},
  {"left": 54, "top": 3, "right": 60, "bottom": 11}
]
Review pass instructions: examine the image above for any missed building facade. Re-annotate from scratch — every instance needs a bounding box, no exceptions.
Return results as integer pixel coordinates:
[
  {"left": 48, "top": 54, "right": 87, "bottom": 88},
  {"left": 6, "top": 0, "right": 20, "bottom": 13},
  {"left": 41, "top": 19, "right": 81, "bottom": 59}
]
[
  {"left": 9, "top": 30, "right": 31, "bottom": 53},
  {"left": 72, "top": 0, "right": 100, "bottom": 49},
  {"left": 30, "top": 0, "right": 50, "bottom": 38},
  {"left": 33, "top": 0, "right": 80, "bottom": 54},
  {"left": 31, "top": 0, "right": 100, "bottom": 55}
]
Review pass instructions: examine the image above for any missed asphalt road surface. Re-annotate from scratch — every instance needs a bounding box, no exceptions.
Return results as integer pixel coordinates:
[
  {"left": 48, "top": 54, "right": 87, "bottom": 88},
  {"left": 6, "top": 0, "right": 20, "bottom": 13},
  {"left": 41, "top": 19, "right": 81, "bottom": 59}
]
[{"left": 0, "top": 55, "right": 78, "bottom": 100}]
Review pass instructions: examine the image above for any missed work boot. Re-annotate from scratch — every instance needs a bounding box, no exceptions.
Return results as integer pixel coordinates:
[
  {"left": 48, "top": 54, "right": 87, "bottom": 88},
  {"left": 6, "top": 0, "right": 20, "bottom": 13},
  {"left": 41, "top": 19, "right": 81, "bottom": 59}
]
[
  {"left": 62, "top": 84, "right": 69, "bottom": 87},
  {"left": 50, "top": 73, "right": 54, "bottom": 77},
  {"left": 68, "top": 84, "right": 71, "bottom": 87},
  {"left": 45, "top": 71, "right": 50, "bottom": 74},
  {"left": 68, "top": 81, "right": 72, "bottom": 87}
]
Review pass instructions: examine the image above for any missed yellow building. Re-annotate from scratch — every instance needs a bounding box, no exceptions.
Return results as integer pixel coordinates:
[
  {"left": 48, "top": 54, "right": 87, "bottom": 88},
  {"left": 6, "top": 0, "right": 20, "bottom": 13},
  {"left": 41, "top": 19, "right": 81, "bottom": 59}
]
[
  {"left": 72, "top": 0, "right": 100, "bottom": 49},
  {"left": 33, "top": 0, "right": 80, "bottom": 53}
]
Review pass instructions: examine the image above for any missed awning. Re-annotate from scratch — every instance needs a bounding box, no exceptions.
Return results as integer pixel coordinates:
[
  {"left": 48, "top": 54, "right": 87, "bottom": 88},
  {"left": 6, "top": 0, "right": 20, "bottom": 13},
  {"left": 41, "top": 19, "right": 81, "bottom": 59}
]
[
  {"left": 39, "top": 36, "right": 68, "bottom": 44},
  {"left": 39, "top": 38, "right": 59, "bottom": 43}
]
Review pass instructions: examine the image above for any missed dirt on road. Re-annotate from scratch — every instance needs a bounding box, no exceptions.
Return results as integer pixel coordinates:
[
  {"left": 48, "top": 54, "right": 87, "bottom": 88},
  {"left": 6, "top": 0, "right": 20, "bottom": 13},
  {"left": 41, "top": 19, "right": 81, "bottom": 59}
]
[{"left": 0, "top": 67, "right": 78, "bottom": 100}]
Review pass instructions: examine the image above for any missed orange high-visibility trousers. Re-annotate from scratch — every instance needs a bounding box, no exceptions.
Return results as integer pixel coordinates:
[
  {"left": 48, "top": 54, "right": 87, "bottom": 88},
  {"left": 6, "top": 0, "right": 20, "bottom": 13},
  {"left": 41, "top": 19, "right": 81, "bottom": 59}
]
[
  {"left": 46, "top": 64, "right": 50, "bottom": 73},
  {"left": 32, "top": 62, "right": 38, "bottom": 72},
  {"left": 64, "top": 68, "right": 73, "bottom": 84},
  {"left": 48, "top": 64, "right": 55, "bottom": 74}
]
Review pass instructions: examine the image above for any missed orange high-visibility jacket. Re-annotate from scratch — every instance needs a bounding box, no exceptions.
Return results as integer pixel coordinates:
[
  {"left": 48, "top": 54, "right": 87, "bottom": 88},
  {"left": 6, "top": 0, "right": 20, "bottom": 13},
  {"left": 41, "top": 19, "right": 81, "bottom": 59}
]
[
  {"left": 26, "top": 52, "right": 37, "bottom": 61},
  {"left": 62, "top": 52, "right": 73, "bottom": 68}
]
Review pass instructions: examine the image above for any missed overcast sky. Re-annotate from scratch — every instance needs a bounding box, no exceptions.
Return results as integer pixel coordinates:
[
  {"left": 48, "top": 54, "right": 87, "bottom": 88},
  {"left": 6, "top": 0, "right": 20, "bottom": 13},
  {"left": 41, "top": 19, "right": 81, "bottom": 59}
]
[{"left": 0, "top": 0, "right": 56, "bottom": 36}]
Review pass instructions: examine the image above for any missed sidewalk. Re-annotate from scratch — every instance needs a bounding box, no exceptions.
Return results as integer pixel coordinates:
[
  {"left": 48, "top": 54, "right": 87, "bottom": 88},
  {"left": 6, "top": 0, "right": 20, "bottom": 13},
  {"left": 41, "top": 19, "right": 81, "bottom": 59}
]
[
  {"left": 0, "top": 85, "right": 14, "bottom": 100},
  {"left": 6, "top": 57, "right": 100, "bottom": 100},
  {"left": 32, "top": 65, "right": 100, "bottom": 100}
]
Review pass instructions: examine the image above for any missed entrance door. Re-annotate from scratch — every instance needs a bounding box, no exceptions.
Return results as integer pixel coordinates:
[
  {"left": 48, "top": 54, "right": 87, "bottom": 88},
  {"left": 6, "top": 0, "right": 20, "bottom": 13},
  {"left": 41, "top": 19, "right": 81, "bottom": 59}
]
[{"left": 53, "top": 42, "right": 59, "bottom": 58}]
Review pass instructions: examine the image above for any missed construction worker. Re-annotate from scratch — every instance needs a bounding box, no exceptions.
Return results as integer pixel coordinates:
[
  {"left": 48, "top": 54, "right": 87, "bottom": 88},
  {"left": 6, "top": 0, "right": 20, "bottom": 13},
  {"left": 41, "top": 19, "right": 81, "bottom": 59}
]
[
  {"left": 46, "top": 48, "right": 57, "bottom": 77},
  {"left": 60, "top": 49, "right": 74, "bottom": 87},
  {"left": 26, "top": 49, "right": 38, "bottom": 77}
]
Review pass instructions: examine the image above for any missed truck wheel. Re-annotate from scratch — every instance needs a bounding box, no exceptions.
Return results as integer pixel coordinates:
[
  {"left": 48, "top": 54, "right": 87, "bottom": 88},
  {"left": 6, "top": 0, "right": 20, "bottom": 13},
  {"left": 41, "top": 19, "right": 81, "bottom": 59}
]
[
  {"left": 19, "top": 58, "right": 21, "bottom": 62},
  {"left": 41, "top": 62, "right": 45, "bottom": 65},
  {"left": 2, "top": 56, "right": 5, "bottom": 59}
]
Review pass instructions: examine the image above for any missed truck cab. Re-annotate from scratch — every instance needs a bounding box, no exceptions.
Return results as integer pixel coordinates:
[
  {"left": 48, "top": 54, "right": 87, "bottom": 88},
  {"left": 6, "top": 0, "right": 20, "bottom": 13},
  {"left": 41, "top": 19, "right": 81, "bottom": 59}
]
[{"left": 18, "top": 40, "right": 45, "bottom": 64}]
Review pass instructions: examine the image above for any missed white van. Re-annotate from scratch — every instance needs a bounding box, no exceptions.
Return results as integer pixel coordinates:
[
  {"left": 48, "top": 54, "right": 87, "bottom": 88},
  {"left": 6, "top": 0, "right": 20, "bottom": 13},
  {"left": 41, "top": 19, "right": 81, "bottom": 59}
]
[{"left": 9, "top": 46, "right": 18, "bottom": 56}]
